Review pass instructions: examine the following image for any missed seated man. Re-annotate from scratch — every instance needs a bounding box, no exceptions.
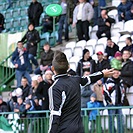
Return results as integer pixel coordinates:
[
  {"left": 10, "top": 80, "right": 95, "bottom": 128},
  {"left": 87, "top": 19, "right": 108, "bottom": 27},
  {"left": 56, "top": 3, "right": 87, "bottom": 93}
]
[
  {"left": 105, "top": 38, "right": 119, "bottom": 58},
  {"left": 96, "top": 9, "right": 115, "bottom": 39},
  {"left": 41, "top": 15, "right": 53, "bottom": 33},
  {"left": 121, "top": 37, "right": 133, "bottom": 53},
  {"left": 117, "top": 0, "right": 132, "bottom": 21},
  {"left": 34, "top": 42, "right": 54, "bottom": 74}
]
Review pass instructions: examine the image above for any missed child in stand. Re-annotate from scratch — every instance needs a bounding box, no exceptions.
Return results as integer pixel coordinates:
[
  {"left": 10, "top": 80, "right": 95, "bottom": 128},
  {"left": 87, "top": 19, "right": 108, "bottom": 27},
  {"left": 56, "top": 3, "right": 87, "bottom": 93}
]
[
  {"left": 93, "top": 79, "right": 104, "bottom": 107},
  {"left": 87, "top": 93, "right": 101, "bottom": 133}
]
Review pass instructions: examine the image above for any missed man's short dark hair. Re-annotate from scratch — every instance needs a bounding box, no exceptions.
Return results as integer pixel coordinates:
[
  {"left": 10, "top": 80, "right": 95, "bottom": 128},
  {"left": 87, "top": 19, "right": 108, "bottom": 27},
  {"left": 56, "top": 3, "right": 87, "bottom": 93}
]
[
  {"left": 52, "top": 51, "right": 69, "bottom": 74},
  {"left": 126, "top": 37, "right": 132, "bottom": 42},
  {"left": 17, "top": 41, "right": 23, "bottom": 44},
  {"left": 22, "top": 77, "right": 28, "bottom": 80}
]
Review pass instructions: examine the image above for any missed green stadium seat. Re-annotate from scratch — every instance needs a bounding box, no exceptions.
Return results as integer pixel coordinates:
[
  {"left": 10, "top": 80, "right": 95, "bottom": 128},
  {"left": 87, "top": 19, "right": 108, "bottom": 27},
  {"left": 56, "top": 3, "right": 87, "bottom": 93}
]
[
  {"left": 5, "top": 19, "right": 13, "bottom": 31},
  {"left": 51, "top": 31, "right": 58, "bottom": 41},
  {"left": 5, "top": 10, "right": 13, "bottom": 19},
  {"left": 20, "top": 16, "right": 29, "bottom": 27},
  {"left": 41, "top": 32, "right": 50, "bottom": 42},
  {"left": 12, "top": 8, "right": 21, "bottom": 18},
  {"left": 20, "top": 7, "right": 28, "bottom": 17}
]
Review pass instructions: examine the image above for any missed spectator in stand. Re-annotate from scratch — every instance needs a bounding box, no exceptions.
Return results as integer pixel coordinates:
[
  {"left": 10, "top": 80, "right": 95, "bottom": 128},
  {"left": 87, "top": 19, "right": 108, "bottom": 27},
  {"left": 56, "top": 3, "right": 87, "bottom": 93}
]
[
  {"left": 34, "top": 43, "right": 54, "bottom": 74},
  {"left": 81, "top": 71, "right": 93, "bottom": 108},
  {"left": 0, "top": 96, "right": 8, "bottom": 112},
  {"left": 105, "top": 38, "right": 119, "bottom": 59},
  {"left": 125, "top": 5, "right": 133, "bottom": 21},
  {"left": 14, "top": 96, "right": 25, "bottom": 118},
  {"left": 21, "top": 23, "right": 40, "bottom": 74},
  {"left": 11, "top": 41, "right": 31, "bottom": 87},
  {"left": 29, "top": 80, "right": 39, "bottom": 99},
  {"left": 73, "top": 0, "right": 94, "bottom": 41},
  {"left": 20, "top": 77, "right": 31, "bottom": 101},
  {"left": 7, "top": 0, "right": 12, "bottom": 9},
  {"left": 120, "top": 50, "right": 133, "bottom": 89},
  {"left": 0, "top": 13, "right": 5, "bottom": 33},
  {"left": 33, "top": 96, "right": 42, "bottom": 111},
  {"left": 41, "top": 15, "right": 53, "bottom": 33},
  {"left": 28, "top": 0, "right": 43, "bottom": 27},
  {"left": 76, "top": 49, "right": 94, "bottom": 76},
  {"left": 93, "top": 79, "right": 104, "bottom": 107},
  {"left": 92, "top": 51, "right": 111, "bottom": 73},
  {"left": 103, "top": 68, "right": 125, "bottom": 133},
  {"left": 42, "top": 70, "right": 53, "bottom": 110},
  {"left": 87, "top": 93, "right": 101, "bottom": 133},
  {"left": 92, "top": 51, "right": 111, "bottom": 83},
  {"left": 96, "top": 9, "right": 115, "bottom": 39},
  {"left": 110, "top": 51, "right": 122, "bottom": 71},
  {"left": 121, "top": 37, "right": 133, "bottom": 54},
  {"left": 117, "top": 0, "right": 132, "bottom": 21},
  {"left": 57, "top": 0, "right": 69, "bottom": 45}
]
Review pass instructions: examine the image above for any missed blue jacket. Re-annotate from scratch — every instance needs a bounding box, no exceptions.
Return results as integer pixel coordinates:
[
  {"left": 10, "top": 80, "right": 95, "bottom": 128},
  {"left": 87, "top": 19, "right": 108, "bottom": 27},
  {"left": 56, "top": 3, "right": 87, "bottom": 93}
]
[
  {"left": 118, "top": 2, "right": 132, "bottom": 17},
  {"left": 87, "top": 101, "right": 100, "bottom": 120},
  {"left": 11, "top": 47, "right": 29, "bottom": 71}
]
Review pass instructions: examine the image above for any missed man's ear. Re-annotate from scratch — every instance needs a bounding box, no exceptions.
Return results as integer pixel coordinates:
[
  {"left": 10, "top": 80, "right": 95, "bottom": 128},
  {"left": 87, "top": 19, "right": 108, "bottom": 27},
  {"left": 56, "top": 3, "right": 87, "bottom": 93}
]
[
  {"left": 51, "top": 66, "right": 56, "bottom": 75},
  {"left": 51, "top": 66, "right": 54, "bottom": 72}
]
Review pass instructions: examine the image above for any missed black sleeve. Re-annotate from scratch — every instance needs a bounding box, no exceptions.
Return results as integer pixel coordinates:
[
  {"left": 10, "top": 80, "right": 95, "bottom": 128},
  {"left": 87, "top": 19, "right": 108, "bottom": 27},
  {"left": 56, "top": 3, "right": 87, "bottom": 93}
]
[
  {"left": 107, "top": 16, "right": 115, "bottom": 24},
  {"left": 80, "top": 71, "right": 103, "bottom": 86}
]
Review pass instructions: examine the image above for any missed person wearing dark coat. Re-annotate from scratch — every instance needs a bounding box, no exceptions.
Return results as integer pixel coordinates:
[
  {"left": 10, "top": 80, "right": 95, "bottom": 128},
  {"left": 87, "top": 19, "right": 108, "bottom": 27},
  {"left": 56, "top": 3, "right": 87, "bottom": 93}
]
[
  {"left": 117, "top": 0, "right": 132, "bottom": 21},
  {"left": 42, "top": 70, "right": 54, "bottom": 110},
  {"left": 20, "top": 77, "right": 31, "bottom": 101},
  {"left": 0, "top": 96, "right": 8, "bottom": 112},
  {"left": 96, "top": 9, "right": 115, "bottom": 39},
  {"left": 120, "top": 50, "right": 133, "bottom": 88},
  {"left": 93, "top": 51, "right": 111, "bottom": 72},
  {"left": 11, "top": 41, "right": 31, "bottom": 87},
  {"left": 28, "top": 0, "right": 43, "bottom": 27},
  {"left": 121, "top": 37, "right": 133, "bottom": 54},
  {"left": 105, "top": 38, "right": 119, "bottom": 58},
  {"left": 76, "top": 49, "right": 94, "bottom": 77},
  {"left": 125, "top": 5, "right": 133, "bottom": 21},
  {"left": 41, "top": 15, "right": 53, "bottom": 33},
  {"left": 0, "top": 13, "right": 5, "bottom": 33},
  {"left": 21, "top": 23, "right": 40, "bottom": 73},
  {"left": 34, "top": 43, "right": 54, "bottom": 74}
]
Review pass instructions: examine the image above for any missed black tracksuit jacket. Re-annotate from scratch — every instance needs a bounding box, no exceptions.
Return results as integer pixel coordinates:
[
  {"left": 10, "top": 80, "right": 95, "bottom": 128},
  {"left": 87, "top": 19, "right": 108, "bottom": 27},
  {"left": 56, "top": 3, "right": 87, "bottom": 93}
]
[{"left": 48, "top": 72, "right": 104, "bottom": 133}]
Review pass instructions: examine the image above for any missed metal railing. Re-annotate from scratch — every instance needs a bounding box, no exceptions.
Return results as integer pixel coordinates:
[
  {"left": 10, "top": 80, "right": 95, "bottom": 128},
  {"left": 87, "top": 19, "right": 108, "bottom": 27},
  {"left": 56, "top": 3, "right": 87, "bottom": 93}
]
[
  {"left": 0, "top": 106, "right": 133, "bottom": 133},
  {"left": 0, "top": 53, "right": 15, "bottom": 91}
]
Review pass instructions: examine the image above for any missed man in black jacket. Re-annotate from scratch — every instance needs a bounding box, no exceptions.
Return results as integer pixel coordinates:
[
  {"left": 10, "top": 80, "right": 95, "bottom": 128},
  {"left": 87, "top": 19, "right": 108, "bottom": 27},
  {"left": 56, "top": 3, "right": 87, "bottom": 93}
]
[
  {"left": 96, "top": 9, "right": 115, "bottom": 39},
  {"left": 48, "top": 51, "right": 114, "bottom": 133},
  {"left": 105, "top": 38, "right": 119, "bottom": 58},
  {"left": 34, "top": 43, "right": 54, "bottom": 74},
  {"left": 121, "top": 50, "right": 133, "bottom": 88},
  {"left": 28, "top": 0, "right": 43, "bottom": 27},
  {"left": 20, "top": 77, "right": 31, "bottom": 101},
  {"left": 21, "top": 23, "right": 40, "bottom": 73}
]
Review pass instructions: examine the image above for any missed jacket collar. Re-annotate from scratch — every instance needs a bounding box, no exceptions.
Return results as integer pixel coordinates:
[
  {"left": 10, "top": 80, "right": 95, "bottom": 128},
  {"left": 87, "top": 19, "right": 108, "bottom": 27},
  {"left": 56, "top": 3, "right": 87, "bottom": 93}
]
[{"left": 54, "top": 74, "right": 68, "bottom": 80}]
